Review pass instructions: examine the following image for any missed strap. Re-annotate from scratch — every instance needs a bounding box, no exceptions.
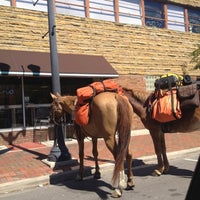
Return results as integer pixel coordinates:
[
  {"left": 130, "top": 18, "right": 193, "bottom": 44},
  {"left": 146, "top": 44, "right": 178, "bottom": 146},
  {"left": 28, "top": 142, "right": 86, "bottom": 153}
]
[
  {"left": 167, "top": 76, "right": 178, "bottom": 119},
  {"left": 101, "top": 80, "right": 106, "bottom": 92}
]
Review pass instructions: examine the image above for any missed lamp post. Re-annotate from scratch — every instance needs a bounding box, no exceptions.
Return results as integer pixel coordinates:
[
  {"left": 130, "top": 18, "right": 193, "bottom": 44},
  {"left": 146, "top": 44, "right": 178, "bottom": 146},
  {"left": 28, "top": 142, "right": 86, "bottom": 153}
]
[{"left": 46, "top": 0, "right": 71, "bottom": 162}]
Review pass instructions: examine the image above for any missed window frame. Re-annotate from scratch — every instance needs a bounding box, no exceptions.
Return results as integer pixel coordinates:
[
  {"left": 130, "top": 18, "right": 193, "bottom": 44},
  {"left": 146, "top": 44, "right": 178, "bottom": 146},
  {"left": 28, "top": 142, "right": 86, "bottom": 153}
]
[
  {"left": 144, "top": 0, "right": 165, "bottom": 29},
  {"left": 188, "top": 8, "right": 200, "bottom": 34}
]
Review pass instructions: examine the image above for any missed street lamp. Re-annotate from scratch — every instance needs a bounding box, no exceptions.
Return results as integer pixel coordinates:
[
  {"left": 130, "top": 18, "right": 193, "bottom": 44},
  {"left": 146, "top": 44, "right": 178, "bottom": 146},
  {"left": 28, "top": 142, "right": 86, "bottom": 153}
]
[{"left": 34, "top": 0, "right": 71, "bottom": 162}]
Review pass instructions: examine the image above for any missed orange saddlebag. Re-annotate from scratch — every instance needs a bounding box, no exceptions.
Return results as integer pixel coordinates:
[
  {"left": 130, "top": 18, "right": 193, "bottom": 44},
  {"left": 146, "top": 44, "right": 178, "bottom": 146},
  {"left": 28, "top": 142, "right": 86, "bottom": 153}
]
[
  {"left": 75, "top": 103, "right": 89, "bottom": 126},
  {"left": 152, "top": 89, "right": 182, "bottom": 123},
  {"left": 76, "top": 79, "right": 123, "bottom": 105},
  {"left": 75, "top": 79, "right": 122, "bottom": 125}
]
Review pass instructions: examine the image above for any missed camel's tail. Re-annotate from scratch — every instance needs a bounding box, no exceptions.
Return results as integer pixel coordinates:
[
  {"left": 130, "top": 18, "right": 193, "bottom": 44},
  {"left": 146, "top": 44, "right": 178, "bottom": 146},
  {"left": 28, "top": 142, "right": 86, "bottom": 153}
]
[{"left": 112, "top": 94, "right": 132, "bottom": 185}]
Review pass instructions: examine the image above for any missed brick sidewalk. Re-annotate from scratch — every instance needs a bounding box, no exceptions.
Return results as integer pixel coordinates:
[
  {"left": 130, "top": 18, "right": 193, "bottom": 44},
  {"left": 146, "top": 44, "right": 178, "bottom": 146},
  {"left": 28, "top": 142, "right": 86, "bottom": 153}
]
[{"left": 0, "top": 130, "right": 200, "bottom": 186}]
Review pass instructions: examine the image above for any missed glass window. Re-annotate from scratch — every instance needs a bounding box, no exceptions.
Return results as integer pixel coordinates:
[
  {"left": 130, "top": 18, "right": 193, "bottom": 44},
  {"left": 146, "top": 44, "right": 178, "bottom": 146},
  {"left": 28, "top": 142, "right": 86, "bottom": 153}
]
[
  {"left": 144, "top": 0, "right": 164, "bottom": 28},
  {"left": 119, "top": 0, "right": 142, "bottom": 25},
  {"left": 24, "top": 77, "right": 52, "bottom": 104},
  {"left": 16, "top": 0, "right": 47, "bottom": 12},
  {"left": 188, "top": 8, "right": 200, "bottom": 34},
  {"left": 167, "top": 4, "right": 185, "bottom": 32},
  {"left": 0, "top": 77, "right": 22, "bottom": 105},
  {"left": 60, "top": 77, "right": 93, "bottom": 95},
  {"left": 145, "top": 75, "right": 160, "bottom": 91},
  {"left": 0, "top": 77, "right": 22, "bottom": 128},
  {"left": 56, "top": 0, "right": 85, "bottom": 18},
  {"left": 90, "top": 0, "right": 115, "bottom": 22}
]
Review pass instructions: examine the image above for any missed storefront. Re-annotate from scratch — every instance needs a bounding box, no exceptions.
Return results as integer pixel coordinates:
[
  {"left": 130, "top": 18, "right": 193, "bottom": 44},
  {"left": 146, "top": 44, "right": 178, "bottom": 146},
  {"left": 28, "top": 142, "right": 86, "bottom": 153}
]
[{"left": 0, "top": 49, "right": 118, "bottom": 143}]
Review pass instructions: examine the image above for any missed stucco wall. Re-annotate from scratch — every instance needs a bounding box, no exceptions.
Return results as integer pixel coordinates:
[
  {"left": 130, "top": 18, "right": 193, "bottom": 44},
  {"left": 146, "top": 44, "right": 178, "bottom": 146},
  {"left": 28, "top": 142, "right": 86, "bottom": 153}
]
[{"left": 0, "top": 5, "right": 200, "bottom": 77}]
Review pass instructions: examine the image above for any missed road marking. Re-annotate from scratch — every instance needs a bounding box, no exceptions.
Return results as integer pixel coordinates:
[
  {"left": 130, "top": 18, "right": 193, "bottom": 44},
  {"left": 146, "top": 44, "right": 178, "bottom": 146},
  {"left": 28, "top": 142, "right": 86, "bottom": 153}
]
[{"left": 184, "top": 158, "right": 198, "bottom": 162}]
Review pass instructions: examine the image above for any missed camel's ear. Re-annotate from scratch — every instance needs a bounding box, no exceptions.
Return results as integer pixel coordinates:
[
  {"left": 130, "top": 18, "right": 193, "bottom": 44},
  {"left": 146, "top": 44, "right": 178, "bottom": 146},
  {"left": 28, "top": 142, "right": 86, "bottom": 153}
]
[
  {"left": 50, "top": 93, "right": 57, "bottom": 100},
  {"left": 56, "top": 92, "right": 61, "bottom": 97}
]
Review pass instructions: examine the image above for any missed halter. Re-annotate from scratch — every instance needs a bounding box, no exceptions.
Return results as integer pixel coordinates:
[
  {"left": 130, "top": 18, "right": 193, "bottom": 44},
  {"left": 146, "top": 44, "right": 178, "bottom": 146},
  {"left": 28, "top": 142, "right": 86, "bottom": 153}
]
[{"left": 50, "top": 99, "right": 65, "bottom": 125}]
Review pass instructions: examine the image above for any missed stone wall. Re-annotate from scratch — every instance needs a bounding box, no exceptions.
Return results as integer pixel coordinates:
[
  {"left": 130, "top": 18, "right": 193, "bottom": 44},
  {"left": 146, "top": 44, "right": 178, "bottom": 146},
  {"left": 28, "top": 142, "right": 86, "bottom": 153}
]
[
  {"left": 169, "top": 0, "right": 199, "bottom": 7},
  {"left": 0, "top": 5, "right": 200, "bottom": 77}
]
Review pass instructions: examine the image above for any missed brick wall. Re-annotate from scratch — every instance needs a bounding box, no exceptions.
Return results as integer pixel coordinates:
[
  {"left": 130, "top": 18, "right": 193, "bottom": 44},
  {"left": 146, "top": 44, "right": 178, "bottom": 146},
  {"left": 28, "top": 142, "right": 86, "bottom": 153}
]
[{"left": 0, "top": 128, "right": 53, "bottom": 146}]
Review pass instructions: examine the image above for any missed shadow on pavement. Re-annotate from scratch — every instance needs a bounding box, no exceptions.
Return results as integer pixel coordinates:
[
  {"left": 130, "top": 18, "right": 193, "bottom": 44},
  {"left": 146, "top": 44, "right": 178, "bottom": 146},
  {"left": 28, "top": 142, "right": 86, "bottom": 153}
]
[
  {"left": 9, "top": 144, "right": 47, "bottom": 160},
  {"left": 63, "top": 177, "right": 112, "bottom": 200},
  {"left": 132, "top": 159, "right": 193, "bottom": 178}
]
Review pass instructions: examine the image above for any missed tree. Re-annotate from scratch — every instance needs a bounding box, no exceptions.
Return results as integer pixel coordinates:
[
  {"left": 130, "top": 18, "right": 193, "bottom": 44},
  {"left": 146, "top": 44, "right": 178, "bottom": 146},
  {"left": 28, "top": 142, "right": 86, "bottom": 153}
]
[{"left": 190, "top": 44, "right": 200, "bottom": 69}]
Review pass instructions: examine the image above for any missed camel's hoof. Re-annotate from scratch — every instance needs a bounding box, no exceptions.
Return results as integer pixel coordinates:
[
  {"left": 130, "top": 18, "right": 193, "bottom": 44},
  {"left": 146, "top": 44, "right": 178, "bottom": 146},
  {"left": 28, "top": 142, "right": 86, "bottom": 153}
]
[
  {"left": 152, "top": 169, "right": 162, "bottom": 176},
  {"left": 93, "top": 172, "right": 101, "bottom": 179},
  {"left": 126, "top": 180, "right": 135, "bottom": 190},
  {"left": 111, "top": 188, "right": 122, "bottom": 198},
  {"left": 163, "top": 167, "right": 169, "bottom": 174}
]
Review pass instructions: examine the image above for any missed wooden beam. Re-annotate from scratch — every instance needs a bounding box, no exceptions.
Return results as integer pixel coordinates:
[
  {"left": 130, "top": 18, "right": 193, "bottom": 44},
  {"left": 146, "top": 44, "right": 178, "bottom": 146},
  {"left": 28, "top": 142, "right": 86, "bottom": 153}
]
[
  {"left": 114, "top": 0, "right": 119, "bottom": 23},
  {"left": 11, "top": 0, "right": 16, "bottom": 7},
  {"left": 85, "top": 0, "right": 90, "bottom": 18},
  {"left": 141, "top": 0, "right": 145, "bottom": 26}
]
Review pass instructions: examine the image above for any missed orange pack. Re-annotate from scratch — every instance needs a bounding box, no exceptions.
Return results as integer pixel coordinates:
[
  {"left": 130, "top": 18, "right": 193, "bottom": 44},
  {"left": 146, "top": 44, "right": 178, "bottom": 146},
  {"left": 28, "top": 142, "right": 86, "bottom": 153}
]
[
  {"left": 152, "top": 89, "right": 182, "bottom": 123},
  {"left": 75, "top": 79, "right": 122, "bottom": 125},
  {"left": 75, "top": 103, "right": 89, "bottom": 126},
  {"left": 76, "top": 79, "right": 123, "bottom": 105}
]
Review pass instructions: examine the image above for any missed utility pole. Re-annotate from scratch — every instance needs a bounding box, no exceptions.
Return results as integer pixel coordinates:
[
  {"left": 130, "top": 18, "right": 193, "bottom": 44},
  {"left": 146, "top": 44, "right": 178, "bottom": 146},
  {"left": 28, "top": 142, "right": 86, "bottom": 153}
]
[
  {"left": 34, "top": 0, "right": 71, "bottom": 162},
  {"left": 47, "top": 0, "right": 71, "bottom": 162}
]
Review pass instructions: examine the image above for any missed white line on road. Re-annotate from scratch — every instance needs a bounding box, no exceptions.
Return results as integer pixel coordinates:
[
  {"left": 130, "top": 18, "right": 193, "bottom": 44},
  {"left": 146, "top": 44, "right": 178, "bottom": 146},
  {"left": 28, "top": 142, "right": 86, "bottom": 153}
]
[{"left": 184, "top": 158, "right": 198, "bottom": 162}]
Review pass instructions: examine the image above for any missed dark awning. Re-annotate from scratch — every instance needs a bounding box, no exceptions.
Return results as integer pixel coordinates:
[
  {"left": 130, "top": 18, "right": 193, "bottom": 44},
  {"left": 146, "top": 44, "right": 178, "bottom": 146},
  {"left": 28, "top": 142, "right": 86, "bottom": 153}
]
[{"left": 0, "top": 49, "right": 118, "bottom": 78}]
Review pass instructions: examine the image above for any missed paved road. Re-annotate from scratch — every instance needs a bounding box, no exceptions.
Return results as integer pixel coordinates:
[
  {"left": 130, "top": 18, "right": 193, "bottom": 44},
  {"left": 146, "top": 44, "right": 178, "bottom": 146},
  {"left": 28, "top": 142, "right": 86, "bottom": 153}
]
[{"left": 0, "top": 151, "right": 199, "bottom": 200}]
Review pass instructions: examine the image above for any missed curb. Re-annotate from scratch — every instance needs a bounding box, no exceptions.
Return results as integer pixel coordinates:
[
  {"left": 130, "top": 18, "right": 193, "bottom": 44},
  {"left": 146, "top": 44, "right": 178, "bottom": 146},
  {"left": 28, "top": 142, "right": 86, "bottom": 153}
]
[{"left": 0, "top": 147, "right": 199, "bottom": 195}]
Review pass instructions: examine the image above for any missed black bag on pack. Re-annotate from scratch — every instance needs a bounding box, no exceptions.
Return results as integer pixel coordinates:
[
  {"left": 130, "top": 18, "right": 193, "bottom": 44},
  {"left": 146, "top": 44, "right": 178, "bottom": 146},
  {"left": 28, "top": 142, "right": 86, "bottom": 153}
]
[{"left": 155, "top": 75, "right": 179, "bottom": 90}]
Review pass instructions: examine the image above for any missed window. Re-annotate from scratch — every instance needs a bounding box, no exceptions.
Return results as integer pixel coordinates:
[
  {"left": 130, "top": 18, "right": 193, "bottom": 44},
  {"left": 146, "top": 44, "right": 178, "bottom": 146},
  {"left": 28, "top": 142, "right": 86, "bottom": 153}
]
[
  {"left": 0, "top": 77, "right": 22, "bottom": 106},
  {"left": 0, "top": 77, "right": 22, "bottom": 128},
  {"left": 188, "top": 8, "right": 200, "bottom": 34},
  {"left": 24, "top": 77, "right": 51, "bottom": 104},
  {"left": 167, "top": 4, "right": 185, "bottom": 32},
  {"left": 90, "top": 0, "right": 115, "bottom": 22},
  {"left": 56, "top": 0, "right": 85, "bottom": 18},
  {"left": 145, "top": 75, "right": 160, "bottom": 91},
  {"left": 0, "top": 75, "right": 94, "bottom": 129},
  {"left": 16, "top": 0, "right": 47, "bottom": 12},
  {"left": 144, "top": 0, "right": 164, "bottom": 28},
  {"left": 119, "top": 0, "right": 142, "bottom": 25}
]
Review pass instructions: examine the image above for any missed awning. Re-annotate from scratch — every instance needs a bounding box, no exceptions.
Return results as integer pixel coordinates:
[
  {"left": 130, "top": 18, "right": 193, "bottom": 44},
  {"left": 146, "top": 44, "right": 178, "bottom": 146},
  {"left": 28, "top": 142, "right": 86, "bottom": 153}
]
[{"left": 0, "top": 49, "right": 118, "bottom": 78}]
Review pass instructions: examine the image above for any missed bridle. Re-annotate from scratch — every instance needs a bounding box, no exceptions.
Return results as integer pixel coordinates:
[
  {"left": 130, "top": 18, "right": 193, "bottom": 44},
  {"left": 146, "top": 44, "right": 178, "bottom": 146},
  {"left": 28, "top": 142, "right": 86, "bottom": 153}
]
[{"left": 50, "top": 99, "right": 65, "bottom": 125}]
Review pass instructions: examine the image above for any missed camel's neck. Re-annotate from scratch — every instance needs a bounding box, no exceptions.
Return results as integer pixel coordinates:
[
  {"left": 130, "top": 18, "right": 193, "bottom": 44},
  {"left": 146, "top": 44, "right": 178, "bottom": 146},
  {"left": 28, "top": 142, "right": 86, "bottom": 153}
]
[{"left": 130, "top": 97, "right": 146, "bottom": 119}]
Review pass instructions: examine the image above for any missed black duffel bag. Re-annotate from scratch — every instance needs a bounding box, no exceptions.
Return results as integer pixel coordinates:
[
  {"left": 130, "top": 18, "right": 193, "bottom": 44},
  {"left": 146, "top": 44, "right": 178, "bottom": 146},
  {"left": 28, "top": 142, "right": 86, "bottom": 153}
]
[{"left": 155, "top": 75, "right": 179, "bottom": 90}]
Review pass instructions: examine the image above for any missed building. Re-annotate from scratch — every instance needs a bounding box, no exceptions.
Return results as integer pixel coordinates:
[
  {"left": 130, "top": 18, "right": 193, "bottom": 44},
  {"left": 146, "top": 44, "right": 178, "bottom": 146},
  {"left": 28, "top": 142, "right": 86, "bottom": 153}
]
[{"left": 0, "top": 0, "right": 199, "bottom": 145}]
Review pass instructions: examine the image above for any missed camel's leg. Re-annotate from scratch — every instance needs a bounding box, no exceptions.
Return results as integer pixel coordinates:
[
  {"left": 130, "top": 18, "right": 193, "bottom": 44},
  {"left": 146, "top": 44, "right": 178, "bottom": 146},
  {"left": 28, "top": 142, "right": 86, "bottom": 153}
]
[
  {"left": 76, "top": 138, "right": 84, "bottom": 180},
  {"left": 92, "top": 138, "right": 101, "bottom": 179},
  {"left": 126, "top": 145, "right": 134, "bottom": 189},
  {"left": 149, "top": 129, "right": 165, "bottom": 176},
  {"left": 160, "top": 133, "right": 169, "bottom": 173}
]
